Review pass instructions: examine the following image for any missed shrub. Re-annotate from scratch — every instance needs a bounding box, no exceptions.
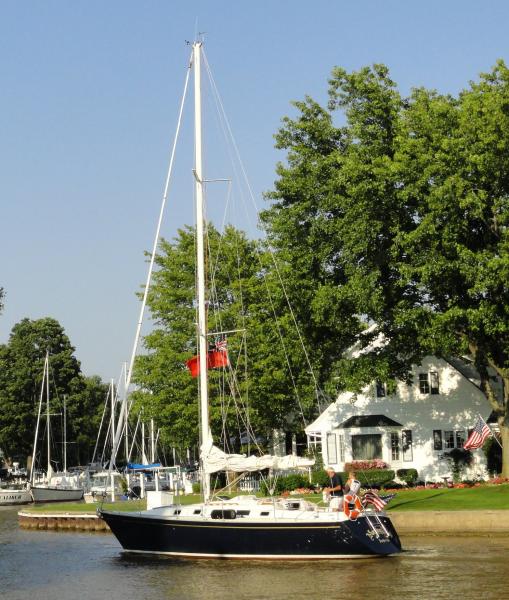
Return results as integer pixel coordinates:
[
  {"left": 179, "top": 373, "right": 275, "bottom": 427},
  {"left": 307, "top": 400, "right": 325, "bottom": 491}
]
[
  {"left": 445, "top": 448, "right": 473, "bottom": 482},
  {"left": 396, "top": 468, "right": 419, "bottom": 485},
  {"left": 311, "top": 469, "right": 345, "bottom": 488},
  {"left": 356, "top": 469, "right": 395, "bottom": 488},
  {"left": 260, "top": 473, "right": 309, "bottom": 496},
  {"left": 381, "top": 481, "right": 404, "bottom": 490}
]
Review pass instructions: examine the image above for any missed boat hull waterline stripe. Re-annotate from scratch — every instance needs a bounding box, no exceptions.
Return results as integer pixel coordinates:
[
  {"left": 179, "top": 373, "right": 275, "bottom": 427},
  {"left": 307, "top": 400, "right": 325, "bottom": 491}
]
[{"left": 123, "top": 549, "right": 384, "bottom": 560}]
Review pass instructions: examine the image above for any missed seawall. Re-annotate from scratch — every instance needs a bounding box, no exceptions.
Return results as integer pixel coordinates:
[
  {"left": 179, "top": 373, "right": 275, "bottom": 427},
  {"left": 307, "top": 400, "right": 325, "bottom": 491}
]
[
  {"left": 390, "top": 510, "right": 509, "bottom": 534},
  {"left": 18, "top": 509, "right": 509, "bottom": 534},
  {"left": 18, "top": 511, "right": 110, "bottom": 531}
]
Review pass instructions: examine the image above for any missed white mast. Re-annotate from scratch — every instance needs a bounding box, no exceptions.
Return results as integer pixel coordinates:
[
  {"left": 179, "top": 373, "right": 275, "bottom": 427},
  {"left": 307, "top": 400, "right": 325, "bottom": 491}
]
[
  {"left": 63, "top": 395, "right": 67, "bottom": 473},
  {"left": 46, "top": 354, "right": 52, "bottom": 481},
  {"left": 30, "top": 353, "right": 47, "bottom": 485},
  {"left": 193, "top": 41, "right": 212, "bottom": 502}
]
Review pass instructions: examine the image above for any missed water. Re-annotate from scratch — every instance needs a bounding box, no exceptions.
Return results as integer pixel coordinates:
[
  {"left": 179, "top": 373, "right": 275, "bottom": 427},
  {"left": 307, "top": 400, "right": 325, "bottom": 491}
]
[{"left": 1, "top": 506, "right": 508, "bottom": 600}]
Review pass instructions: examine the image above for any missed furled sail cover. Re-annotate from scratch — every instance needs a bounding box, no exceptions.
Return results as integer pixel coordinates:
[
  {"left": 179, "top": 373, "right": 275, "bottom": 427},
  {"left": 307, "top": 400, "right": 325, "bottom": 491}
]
[{"left": 201, "top": 442, "right": 315, "bottom": 474}]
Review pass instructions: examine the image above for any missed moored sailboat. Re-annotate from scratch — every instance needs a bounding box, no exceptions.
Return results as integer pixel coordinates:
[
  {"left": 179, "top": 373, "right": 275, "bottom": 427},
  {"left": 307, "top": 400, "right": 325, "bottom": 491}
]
[
  {"left": 29, "top": 352, "right": 84, "bottom": 503},
  {"left": 100, "top": 41, "right": 402, "bottom": 559}
]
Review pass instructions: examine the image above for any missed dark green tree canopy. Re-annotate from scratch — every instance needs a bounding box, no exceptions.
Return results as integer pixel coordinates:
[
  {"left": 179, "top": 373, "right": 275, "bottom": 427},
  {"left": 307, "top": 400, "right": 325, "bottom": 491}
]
[
  {"left": 262, "top": 60, "right": 509, "bottom": 474},
  {"left": 132, "top": 224, "right": 322, "bottom": 454},
  {"left": 0, "top": 317, "right": 106, "bottom": 466}
]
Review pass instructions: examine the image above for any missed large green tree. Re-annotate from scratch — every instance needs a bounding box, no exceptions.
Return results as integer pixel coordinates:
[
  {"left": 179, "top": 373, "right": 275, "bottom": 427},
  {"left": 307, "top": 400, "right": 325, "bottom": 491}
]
[
  {"left": 0, "top": 317, "right": 105, "bottom": 467},
  {"left": 132, "top": 224, "right": 320, "bottom": 455},
  {"left": 262, "top": 62, "right": 509, "bottom": 475}
]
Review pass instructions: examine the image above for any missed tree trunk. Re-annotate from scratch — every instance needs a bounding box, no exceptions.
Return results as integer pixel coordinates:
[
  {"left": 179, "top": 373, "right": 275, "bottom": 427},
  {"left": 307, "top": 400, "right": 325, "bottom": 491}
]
[{"left": 499, "top": 419, "right": 509, "bottom": 479}]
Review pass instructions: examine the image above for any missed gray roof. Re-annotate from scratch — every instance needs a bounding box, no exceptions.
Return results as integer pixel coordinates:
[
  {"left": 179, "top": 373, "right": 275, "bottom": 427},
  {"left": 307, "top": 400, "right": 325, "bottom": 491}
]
[{"left": 339, "top": 414, "right": 402, "bottom": 428}]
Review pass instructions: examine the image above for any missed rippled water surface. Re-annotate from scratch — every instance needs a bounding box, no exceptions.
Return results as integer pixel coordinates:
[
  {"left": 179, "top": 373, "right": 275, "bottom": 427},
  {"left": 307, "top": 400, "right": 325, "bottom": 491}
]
[{"left": 1, "top": 506, "right": 508, "bottom": 600}]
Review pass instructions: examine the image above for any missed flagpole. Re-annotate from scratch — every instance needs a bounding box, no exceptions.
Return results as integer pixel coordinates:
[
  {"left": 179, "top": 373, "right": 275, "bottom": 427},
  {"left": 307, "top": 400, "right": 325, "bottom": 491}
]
[{"left": 478, "top": 413, "right": 503, "bottom": 449}]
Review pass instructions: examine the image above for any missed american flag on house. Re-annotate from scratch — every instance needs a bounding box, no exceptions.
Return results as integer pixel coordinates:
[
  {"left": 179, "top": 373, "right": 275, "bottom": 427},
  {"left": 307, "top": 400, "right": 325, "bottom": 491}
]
[{"left": 463, "top": 416, "right": 492, "bottom": 450}]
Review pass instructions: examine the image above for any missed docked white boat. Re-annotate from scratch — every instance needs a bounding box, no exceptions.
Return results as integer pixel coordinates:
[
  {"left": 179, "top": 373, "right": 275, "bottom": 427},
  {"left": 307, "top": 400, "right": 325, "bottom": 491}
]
[
  {"left": 0, "top": 485, "right": 32, "bottom": 506},
  {"left": 29, "top": 352, "right": 84, "bottom": 503},
  {"left": 30, "top": 472, "right": 83, "bottom": 503}
]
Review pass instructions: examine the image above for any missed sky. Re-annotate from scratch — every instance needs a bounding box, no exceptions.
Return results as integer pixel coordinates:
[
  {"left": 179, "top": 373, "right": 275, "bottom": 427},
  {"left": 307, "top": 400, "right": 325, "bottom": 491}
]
[{"left": 1, "top": 0, "right": 509, "bottom": 381}]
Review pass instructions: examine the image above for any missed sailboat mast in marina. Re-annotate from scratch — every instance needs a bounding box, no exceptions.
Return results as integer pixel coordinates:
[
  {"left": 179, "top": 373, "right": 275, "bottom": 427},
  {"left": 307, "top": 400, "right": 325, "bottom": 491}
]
[
  {"left": 100, "top": 41, "right": 402, "bottom": 559},
  {"left": 29, "top": 351, "right": 83, "bottom": 503}
]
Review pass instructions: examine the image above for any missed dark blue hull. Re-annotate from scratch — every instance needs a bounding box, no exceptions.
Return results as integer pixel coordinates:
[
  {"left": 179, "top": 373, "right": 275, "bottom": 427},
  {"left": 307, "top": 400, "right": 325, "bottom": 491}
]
[{"left": 100, "top": 511, "right": 402, "bottom": 559}]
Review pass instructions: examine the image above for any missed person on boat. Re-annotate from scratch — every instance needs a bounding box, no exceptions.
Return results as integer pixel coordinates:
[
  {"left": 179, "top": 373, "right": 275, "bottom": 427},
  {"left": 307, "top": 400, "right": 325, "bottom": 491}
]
[
  {"left": 324, "top": 466, "right": 344, "bottom": 511},
  {"left": 345, "top": 471, "right": 357, "bottom": 493}
]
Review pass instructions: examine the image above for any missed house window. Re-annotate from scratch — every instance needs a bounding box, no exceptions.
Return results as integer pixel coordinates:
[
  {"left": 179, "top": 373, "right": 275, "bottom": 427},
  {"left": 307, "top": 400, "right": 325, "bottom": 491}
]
[
  {"left": 419, "top": 373, "right": 430, "bottom": 394},
  {"left": 402, "top": 430, "right": 413, "bottom": 461},
  {"left": 444, "top": 430, "right": 455, "bottom": 449},
  {"left": 307, "top": 433, "right": 322, "bottom": 451},
  {"left": 326, "top": 433, "right": 337, "bottom": 464},
  {"left": 351, "top": 434, "right": 382, "bottom": 460},
  {"left": 430, "top": 371, "right": 440, "bottom": 394},
  {"left": 390, "top": 432, "right": 400, "bottom": 461},
  {"left": 338, "top": 434, "right": 345, "bottom": 462},
  {"left": 433, "top": 430, "right": 443, "bottom": 451},
  {"left": 455, "top": 431, "right": 465, "bottom": 448},
  {"left": 376, "top": 380, "right": 386, "bottom": 398}
]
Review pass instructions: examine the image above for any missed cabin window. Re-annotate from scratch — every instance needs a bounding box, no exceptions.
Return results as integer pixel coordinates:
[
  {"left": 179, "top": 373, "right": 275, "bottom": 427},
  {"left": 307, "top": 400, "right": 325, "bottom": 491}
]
[
  {"left": 338, "top": 434, "right": 345, "bottom": 462},
  {"left": 326, "top": 433, "right": 337, "bottom": 464},
  {"left": 433, "top": 430, "right": 443, "bottom": 451},
  {"left": 376, "top": 380, "right": 386, "bottom": 398},
  {"left": 444, "top": 430, "right": 455, "bottom": 449},
  {"left": 430, "top": 371, "right": 440, "bottom": 394},
  {"left": 237, "top": 510, "right": 250, "bottom": 516},
  {"left": 193, "top": 509, "right": 202, "bottom": 514},
  {"left": 419, "top": 373, "right": 430, "bottom": 394},
  {"left": 402, "top": 430, "right": 413, "bottom": 461},
  {"left": 390, "top": 432, "right": 400, "bottom": 461},
  {"left": 351, "top": 434, "right": 382, "bottom": 460},
  {"left": 260, "top": 511, "right": 270, "bottom": 516}
]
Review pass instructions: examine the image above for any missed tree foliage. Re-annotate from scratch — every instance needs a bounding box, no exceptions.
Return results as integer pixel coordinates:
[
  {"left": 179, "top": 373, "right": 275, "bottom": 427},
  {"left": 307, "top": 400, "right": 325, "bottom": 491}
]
[
  {"left": 132, "top": 224, "right": 320, "bottom": 454},
  {"left": 262, "top": 61, "right": 509, "bottom": 474},
  {"left": 0, "top": 318, "right": 106, "bottom": 467}
]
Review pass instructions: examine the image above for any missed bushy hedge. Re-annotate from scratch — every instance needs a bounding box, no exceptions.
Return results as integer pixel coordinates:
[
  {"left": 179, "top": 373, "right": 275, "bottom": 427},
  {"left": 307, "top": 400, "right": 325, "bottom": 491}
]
[
  {"left": 354, "top": 469, "right": 395, "bottom": 488},
  {"left": 311, "top": 469, "right": 341, "bottom": 488},
  {"left": 396, "top": 468, "right": 419, "bottom": 485},
  {"left": 313, "top": 469, "right": 395, "bottom": 490},
  {"left": 260, "top": 473, "right": 309, "bottom": 496}
]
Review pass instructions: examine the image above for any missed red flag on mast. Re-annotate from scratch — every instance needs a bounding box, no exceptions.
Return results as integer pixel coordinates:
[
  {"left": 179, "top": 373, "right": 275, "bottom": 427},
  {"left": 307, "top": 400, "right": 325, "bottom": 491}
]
[{"left": 186, "top": 349, "right": 229, "bottom": 378}]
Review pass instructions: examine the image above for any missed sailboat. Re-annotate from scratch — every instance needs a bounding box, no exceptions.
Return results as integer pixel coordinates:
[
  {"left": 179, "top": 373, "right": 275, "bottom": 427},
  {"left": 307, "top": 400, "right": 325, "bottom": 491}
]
[
  {"left": 100, "top": 42, "right": 402, "bottom": 559},
  {"left": 29, "top": 352, "right": 84, "bottom": 503}
]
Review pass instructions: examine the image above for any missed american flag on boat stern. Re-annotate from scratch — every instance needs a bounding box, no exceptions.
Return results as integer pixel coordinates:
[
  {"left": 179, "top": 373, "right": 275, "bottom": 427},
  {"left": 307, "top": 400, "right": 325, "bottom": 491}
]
[{"left": 362, "top": 490, "right": 388, "bottom": 511}]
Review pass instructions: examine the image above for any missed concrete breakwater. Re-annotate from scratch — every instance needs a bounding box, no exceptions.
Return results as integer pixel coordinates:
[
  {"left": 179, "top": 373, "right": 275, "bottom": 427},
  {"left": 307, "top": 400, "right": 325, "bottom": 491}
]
[
  {"left": 18, "top": 509, "right": 509, "bottom": 534},
  {"left": 18, "top": 510, "right": 110, "bottom": 531},
  {"left": 390, "top": 509, "right": 509, "bottom": 534}
]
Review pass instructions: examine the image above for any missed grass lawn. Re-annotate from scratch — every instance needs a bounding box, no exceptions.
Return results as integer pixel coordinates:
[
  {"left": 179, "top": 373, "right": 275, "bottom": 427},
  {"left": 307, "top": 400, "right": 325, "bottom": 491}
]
[
  {"left": 22, "top": 485, "right": 509, "bottom": 514},
  {"left": 382, "top": 484, "right": 509, "bottom": 511}
]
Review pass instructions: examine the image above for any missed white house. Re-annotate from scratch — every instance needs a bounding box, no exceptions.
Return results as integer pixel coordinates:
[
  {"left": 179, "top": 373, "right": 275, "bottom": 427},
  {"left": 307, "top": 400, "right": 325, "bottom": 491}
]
[{"left": 305, "top": 355, "right": 501, "bottom": 482}]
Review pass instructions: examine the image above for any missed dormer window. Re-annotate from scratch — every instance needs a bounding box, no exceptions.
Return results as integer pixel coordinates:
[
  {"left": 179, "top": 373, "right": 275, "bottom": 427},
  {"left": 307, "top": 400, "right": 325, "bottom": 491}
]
[
  {"left": 419, "top": 373, "right": 430, "bottom": 394},
  {"left": 430, "top": 371, "right": 440, "bottom": 394},
  {"left": 419, "top": 372, "right": 439, "bottom": 395},
  {"left": 375, "top": 380, "right": 386, "bottom": 398}
]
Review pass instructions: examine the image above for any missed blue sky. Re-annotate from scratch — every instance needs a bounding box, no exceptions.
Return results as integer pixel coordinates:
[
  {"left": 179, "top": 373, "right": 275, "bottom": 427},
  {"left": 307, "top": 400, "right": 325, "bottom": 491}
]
[{"left": 1, "top": 1, "right": 509, "bottom": 380}]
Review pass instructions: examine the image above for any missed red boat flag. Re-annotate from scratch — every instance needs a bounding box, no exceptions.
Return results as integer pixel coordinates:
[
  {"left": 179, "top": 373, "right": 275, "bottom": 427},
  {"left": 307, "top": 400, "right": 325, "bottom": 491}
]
[{"left": 186, "top": 349, "right": 229, "bottom": 378}]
